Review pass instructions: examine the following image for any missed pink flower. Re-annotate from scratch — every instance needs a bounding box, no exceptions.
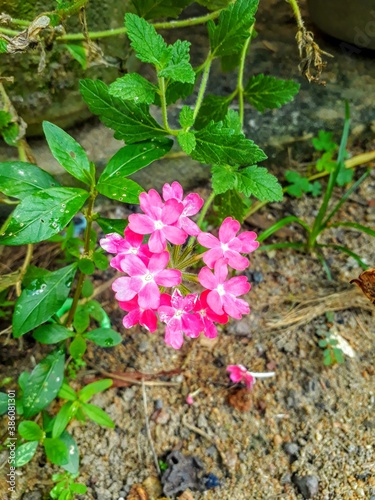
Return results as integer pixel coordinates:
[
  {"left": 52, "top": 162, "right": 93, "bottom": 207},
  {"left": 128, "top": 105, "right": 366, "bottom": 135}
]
[
  {"left": 112, "top": 251, "right": 181, "bottom": 309},
  {"left": 186, "top": 394, "right": 194, "bottom": 405},
  {"left": 158, "top": 289, "right": 202, "bottom": 349},
  {"left": 227, "top": 365, "right": 275, "bottom": 391},
  {"left": 193, "top": 290, "right": 228, "bottom": 338},
  {"left": 119, "top": 296, "right": 158, "bottom": 333},
  {"left": 198, "top": 258, "right": 250, "bottom": 319},
  {"left": 101, "top": 227, "right": 151, "bottom": 271},
  {"left": 197, "top": 217, "right": 259, "bottom": 270},
  {"left": 128, "top": 189, "right": 188, "bottom": 253},
  {"left": 162, "top": 181, "right": 204, "bottom": 236}
]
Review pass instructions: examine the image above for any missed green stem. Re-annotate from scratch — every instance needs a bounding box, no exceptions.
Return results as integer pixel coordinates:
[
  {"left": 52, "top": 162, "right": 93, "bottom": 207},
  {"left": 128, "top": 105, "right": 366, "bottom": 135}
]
[
  {"left": 158, "top": 77, "right": 173, "bottom": 134},
  {"left": 15, "top": 244, "right": 33, "bottom": 297},
  {"left": 237, "top": 25, "right": 254, "bottom": 128},
  {"left": 192, "top": 55, "right": 213, "bottom": 122},
  {"left": 65, "top": 190, "right": 97, "bottom": 328},
  {"left": 286, "top": 0, "right": 304, "bottom": 29}
]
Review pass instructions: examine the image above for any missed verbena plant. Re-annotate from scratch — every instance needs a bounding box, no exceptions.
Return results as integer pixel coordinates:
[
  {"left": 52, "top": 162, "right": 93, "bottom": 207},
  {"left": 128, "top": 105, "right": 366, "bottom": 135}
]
[{"left": 0, "top": 0, "right": 366, "bottom": 497}]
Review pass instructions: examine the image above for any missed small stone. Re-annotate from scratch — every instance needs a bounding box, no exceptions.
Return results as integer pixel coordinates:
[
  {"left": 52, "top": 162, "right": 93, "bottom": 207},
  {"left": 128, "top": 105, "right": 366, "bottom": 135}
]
[
  {"left": 154, "top": 409, "right": 170, "bottom": 425},
  {"left": 142, "top": 476, "right": 162, "bottom": 500},
  {"left": 273, "top": 434, "right": 283, "bottom": 446},
  {"left": 283, "top": 442, "right": 300, "bottom": 457},
  {"left": 138, "top": 341, "right": 149, "bottom": 353},
  {"left": 154, "top": 399, "right": 163, "bottom": 410},
  {"left": 293, "top": 475, "right": 319, "bottom": 498}
]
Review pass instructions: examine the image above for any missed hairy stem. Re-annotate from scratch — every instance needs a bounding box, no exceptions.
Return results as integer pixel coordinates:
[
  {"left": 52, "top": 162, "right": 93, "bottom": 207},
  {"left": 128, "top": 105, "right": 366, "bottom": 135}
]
[
  {"left": 237, "top": 25, "right": 254, "bottom": 128},
  {"left": 286, "top": 0, "right": 304, "bottom": 30},
  {"left": 158, "top": 77, "right": 172, "bottom": 134},
  {"left": 192, "top": 55, "right": 213, "bottom": 122}
]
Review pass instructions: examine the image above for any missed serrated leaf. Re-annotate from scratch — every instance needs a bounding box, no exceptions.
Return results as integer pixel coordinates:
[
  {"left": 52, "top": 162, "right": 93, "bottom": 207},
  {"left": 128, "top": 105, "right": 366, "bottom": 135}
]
[
  {"left": 60, "top": 431, "right": 79, "bottom": 474},
  {"left": 96, "top": 217, "right": 127, "bottom": 235},
  {"left": 211, "top": 164, "right": 237, "bottom": 194},
  {"left": 13, "top": 264, "right": 77, "bottom": 338},
  {"left": 177, "top": 130, "right": 196, "bottom": 154},
  {"left": 0, "top": 161, "right": 60, "bottom": 200},
  {"left": 80, "top": 79, "right": 167, "bottom": 143},
  {"left": 285, "top": 170, "right": 311, "bottom": 197},
  {"left": 244, "top": 74, "right": 300, "bottom": 112},
  {"left": 196, "top": 0, "right": 232, "bottom": 8},
  {"left": 214, "top": 189, "right": 247, "bottom": 223},
  {"left": 0, "top": 187, "right": 89, "bottom": 246},
  {"left": 336, "top": 161, "right": 353, "bottom": 186},
  {"left": 81, "top": 402, "right": 115, "bottom": 428},
  {"left": 164, "top": 80, "right": 195, "bottom": 106},
  {"left": 208, "top": 0, "right": 258, "bottom": 57},
  {"left": 33, "top": 324, "right": 74, "bottom": 344},
  {"left": 109, "top": 73, "right": 157, "bottom": 104},
  {"left": 192, "top": 121, "right": 267, "bottom": 166},
  {"left": 64, "top": 43, "right": 87, "bottom": 69},
  {"left": 69, "top": 335, "right": 87, "bottom": 359},
  {"left": 132, "top": 0, "right": 191, "bottom": 19},
  {"left": 44, "top": 437, "right": 69, "bottom": 465},
  {"left": 312, "top": 130, "right": 337, "bottom": 152},
  {"left": 316, "top": 151, "right": 336, "bottom": 173},
  {"left": 43, "top": 122, "right": 93, "bottom": 185},
  {"left": 97, "top": 139, "right": 172, "bottom": 203},
  {"left": 18, "top": 421, "right": 44, "bottom": 441},
  {"left": 309, "top": 181, "right": 322, "bottom": 196},
  {"left": 159, "top": 40, "right": 195, "bottom": 84},
  {"left": 125, "top": 13, "right": 169, "bottom": 67},
  {"left": 223, "top": 109, "right": 242, "bottom": 134},
  {"left": 195, "top": 94, "right": 230, "bottom": 130},
  {"left": 84, "top": 328, "right": 122, "bottom": 348},
  {"left": 78, "top": 379, "right": 113, "bottom": 403},
  {"left": 22, "top": 348, "right": 65, "bottom": 418},
  {"left": 220, "top": 49, "right": 242, "bottom": 72},
  {"left": 15, "top": 441, "right": 39, "bottom": 467},
  {"left": 236, "top": 165, "right": 283, "bottom": 201},
  {"left": 179, "top": 106, "right": 194, "bottom": 128}
]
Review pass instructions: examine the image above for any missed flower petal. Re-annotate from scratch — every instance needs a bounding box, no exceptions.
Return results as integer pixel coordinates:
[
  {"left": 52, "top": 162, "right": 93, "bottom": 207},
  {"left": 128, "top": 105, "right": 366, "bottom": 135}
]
[
  {"left": 138, "top": 281, "right": 160, "bottom": 309},
  {"left": 238, "top": 231, "right": 259, "bottom": 253},
  {"left": 123, "top": 308, "right": 141, "bottom": 328},
  {"left": 197, "top": 232, "right": 219, "bottom": 249},
  {"left": 120, "top": 254, "right": 147, "bottom": 276},
  {"left": 218, "top": 217, "right": 240, "bottom": 243},
  {"left": 182, "top": 313, "right": 202, "bottom": 338},
  {"left": 128, "top": 214, "right": 155, "bottom": 234},
  {"left": 164, "top": 320, "right": 184, "bottom": 349},
  {"left": 162, "top": 225, "right": 188, "bottom": 245},
  {"left": 140, "top": 309, "right": 158, "bottom": 332},
  {"left": 148, "top": 230, "right": 166, "bottom": 253},
  {"left": 224, "top": 276, "right": 251, "bottom": 296},
  {"left": 148, "top": 251, "right": 169, "bottom": 273},
  {"left": 156, "top": 269, "right": 182, "bottom": 287},
  {"left": 222, "top": 295, "right": 249, "bottom": 319},
  {"left": 198, "top": 267, "right": 217, "bottom": 290},
  {"left": 182, "top": 193, "right": 204, "bottom": 215},
  {"left": 207, "top": 290, "right": 224, "bottom": 315},
  {"left": 161, "top": 199, "right": 184, "bottom": 225},
  {"left": 139, "top": 189, "right": 163, "bottom": 217}
]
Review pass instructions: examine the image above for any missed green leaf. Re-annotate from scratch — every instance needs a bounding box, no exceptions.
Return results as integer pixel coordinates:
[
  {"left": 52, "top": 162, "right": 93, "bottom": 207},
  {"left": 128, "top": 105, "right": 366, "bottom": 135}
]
[
  {"left": 312, "top": 130, "right": 337, "bottom": 152},
  {"left": 211, "top": 164, "right": 237, "bottom": 195},
  {"left": 57, "top": 382, "right": 77, "bottom": 401},
  {"left": 33, "top": 324, "right": 74, "bottom": 344},
  {"left": 244, "top": 74, "right": 300, "bottom": 112},
  {"left": 15, "top": 441, "right": 39, "bottom": 467},
  {"left": 132, "top": 0, "right": 191, "bottom": 19},
  {"left": 59, "top": 431, "right": 79, "bottom": 474},
  {"left": 69, "top": 335, "right": 87, "bottom": 360},
  {"left": 44, "top": 437, "right": 69, "bottom": 466},
  {"left": 93, "top": 251, "right": 108, "bottom": 270},
  {"left": 316, "top": 151, "right": 337, "bottom": 173},
  {"left": 82, "top": 279, "right": 94, "bottom": 299},
  {"left": 179, "top": 106, "right": 194, "bottom": 128},
  {"left": 80, "top": 79, "right": 167, "bottom": 143},
  {"left": 159, "top": 40, "right": 195, "bottom": 84},
  {"left": 214, "top": 189, "right": 248, "bottom": 223},
  {"left": 220, "top": 49, "right": 242, "bottom": 72},
  {"left": 285, "top": 170, "right": 311, "bottom": 197},
  {"left": 177, "top": 130, "right": 196, "bottom": 154},
  {"left": 18, "top": 421, "right": 44, "bottom": 441},
  {"left": 318, "top": 339, "right": 328, "bottom": 347},
  {"left": 70, "top": 484, "right": 87, "bottom": 494},
  {"left": 333, "top": 347, "right": 345, "bottom": 364},
  {"left": 64, "top": 43, "right": 87, "bottom": 69},
  {"left": 81, "top": 402, "right": 115, "bottom": 428},
  {"left": 78, "top": 258, "right": 95, "bottom": 275},
  {"left": 2, "top": 122, "right": 19, "bottom": 146},
  {"left": 0, "top": 110, "right": 11, "bottom": 128},
  {"left": 310, "top": 181, "right": 322, "bottom": 196},
  {"left": 336, "top": 161, "right": 353, "bottom": 186},
  {"left": 22, "top": 348, "right": 65, "bottom": 418},
  {"left": 163, "top": 80, "right": 195, "bottom": 106},
  {"left": 109, "top": 73, "right": 157, "bottom": 105},
  {"left": 0, "top": 161, "right": 60, "bottom": 200},
  {"left": 84, "top": 328, "right": 122, "bottom": 348},
  {"left": 78, "top": 379, "right": 113, "bottom": 403},
  {"left": 22, "top": 266, "right": 49, "bottom": 288},
  {"left": 0, "top": 39, "right": 7, "bottom": 53},
  {"left": 196, "top": 0, "right": 231, "bottom": 8},
  {"left": 96, "top": 217, "right": 127, "bottom": 235},
  {"left": 194, "top": 94, "right": 230, "bottom": 130},
  {"left": 52, "top": 401, "right": 80, "bottom": 438},
  {"left": 43, "top": 122, "right": 93, "bottom": 185},
  {"left": 73, "top": 304, "right": 90, "bottom": 334},
  {"left": 97, "top": 139, "right": 172, "bottom": 203},
  {"left": 192, "top": 121, "right": 267, "bottom": 166},
  {"left": 208, "top": 0, "right": 258, "bottom": 57},
  {"left": 12, "top": 264, "right": 77, "bottom": 338},
  {"left": 236, "top": 165, "right": 283, "bottom": 201},
  {"left": 0, "top": 187, "right": 89, "bottom": 245},
  {"left": 85, "top": 300, "right": 109, "bottom": 324},
  {"left": 0, "top": 392, "right": 8, "bottom": 415},
  {"left": 125, "top": 13, "right": 169, "bottom": 67},
  {"left": 223, "top": 109, "right": 242, "bottom": 134}
]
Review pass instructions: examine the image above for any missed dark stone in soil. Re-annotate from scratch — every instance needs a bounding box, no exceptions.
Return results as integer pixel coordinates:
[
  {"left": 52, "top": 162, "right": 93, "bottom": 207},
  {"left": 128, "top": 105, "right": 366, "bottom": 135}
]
[
  {"left": 292, "top": 474, "right": 319, "bottom": 498},
  {"left": 283, "top": 442, "right": 300, "bottom": 461},
  {"left": 161, "top": 450, "right": 206, "bottom": 497}
]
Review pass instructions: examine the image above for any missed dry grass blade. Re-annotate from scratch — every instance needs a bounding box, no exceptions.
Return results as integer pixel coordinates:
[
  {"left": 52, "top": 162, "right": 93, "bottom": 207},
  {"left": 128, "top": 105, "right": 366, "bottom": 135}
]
[{"left": 266, "top": 288, "right": 374, "bottom": 330}]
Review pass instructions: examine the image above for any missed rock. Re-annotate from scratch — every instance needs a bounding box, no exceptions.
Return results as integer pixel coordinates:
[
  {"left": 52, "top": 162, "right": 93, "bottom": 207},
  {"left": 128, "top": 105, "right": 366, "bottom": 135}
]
[
  {"left": 161, "top": 451, "right": 205, "bottom": 497},
  {"left": 22, "top": 492, "right": 43, "bottom": 500},
  {"left": 283, "top": 442, "right": 300, "bottom": 458},
  {"left": 293, "top": 475, "right": 319, "bottom": 498}
]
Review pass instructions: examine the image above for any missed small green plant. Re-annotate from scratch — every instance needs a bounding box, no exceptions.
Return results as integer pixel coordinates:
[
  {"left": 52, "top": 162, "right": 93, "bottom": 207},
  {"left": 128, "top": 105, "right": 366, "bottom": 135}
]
[
  {"left": 258, "top": 103, "right": 374, "bottom": 279},
  {"left": 317, "top": 330, "right": 345, "bottom": 366}
]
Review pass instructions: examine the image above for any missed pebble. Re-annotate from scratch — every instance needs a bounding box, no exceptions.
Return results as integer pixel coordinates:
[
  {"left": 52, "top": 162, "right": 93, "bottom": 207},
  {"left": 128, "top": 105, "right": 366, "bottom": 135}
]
[
  {"left": 154, "top": 399, "right": 163, "bottom": 410},
  {"left": 283, "top": 442, "right": 300, "bottom": 457},
  {"left": 293, "top": 475, "right": 319, "bottom": 499},
  {"left": 138, "top": 341, "right": 149, "bottom": 353}
]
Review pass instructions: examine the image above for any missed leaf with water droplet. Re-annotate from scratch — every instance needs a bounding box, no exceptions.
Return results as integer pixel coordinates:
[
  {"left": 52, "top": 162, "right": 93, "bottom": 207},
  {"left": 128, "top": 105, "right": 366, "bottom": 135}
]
[
  {"left": 22, "top": 348, "right": 65, "bottom": 418},
  {"left": 13, "top": 263, "right": 77, "bottom": 338},
  {"left": 84, "top": 328, "right": 122, "bottom": 348},
  {"left": 59, "top": 430, "right": 79, "bottom": 474}
]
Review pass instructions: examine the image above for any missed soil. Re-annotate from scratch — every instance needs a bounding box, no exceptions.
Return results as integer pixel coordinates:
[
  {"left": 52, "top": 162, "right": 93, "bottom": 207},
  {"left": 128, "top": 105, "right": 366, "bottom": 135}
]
[{"left": 0, "top": 1, "right": 375, "bottom": 500}]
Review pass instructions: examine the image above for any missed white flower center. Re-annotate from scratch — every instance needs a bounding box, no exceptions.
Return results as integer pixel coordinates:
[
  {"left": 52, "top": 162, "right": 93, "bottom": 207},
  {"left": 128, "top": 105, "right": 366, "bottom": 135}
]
[
  {"left": 154, "top": 220, "right": 164, "bottom": 230},
  {"left": 217, "top": 284, "right": 225, "bottom": 296},
  {"left": 144, "top": 273, "right": 153, "bottom": 282},
  {"left": 221, "top": 243, "right": 229, "bottom": 252},
  {"left": 129, "top": 247, "right": 138, "bottom": 254},
  {"left": 174, "top": 309, "right": 184, "bottom": 319}
]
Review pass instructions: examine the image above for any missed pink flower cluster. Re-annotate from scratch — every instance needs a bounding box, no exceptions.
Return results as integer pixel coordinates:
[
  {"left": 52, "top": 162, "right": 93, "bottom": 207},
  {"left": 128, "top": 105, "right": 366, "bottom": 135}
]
[{"left": 100, "top": 182, "right": 259, "bottom": 349}]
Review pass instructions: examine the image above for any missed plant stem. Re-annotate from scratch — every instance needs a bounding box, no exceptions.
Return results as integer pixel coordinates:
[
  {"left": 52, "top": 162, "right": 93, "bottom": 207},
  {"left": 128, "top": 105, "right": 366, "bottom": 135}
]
[
  {"left": 286, "top": 0, "right": 304, "bottom": 30},
  {"left": 237, "top": 25, "right": 254, "bottom": 128},
  {"left": 158, "top": 77, "right": 173, "bottom": 134},
  {"left": 192, "top": 55, "right": 213, "bottom": 122},
  {"left": 65, "top": 190, "right": 97, "bottom": 327},
  {"left": 15, "top": 244, "right": 33, "bottom": 297}
]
